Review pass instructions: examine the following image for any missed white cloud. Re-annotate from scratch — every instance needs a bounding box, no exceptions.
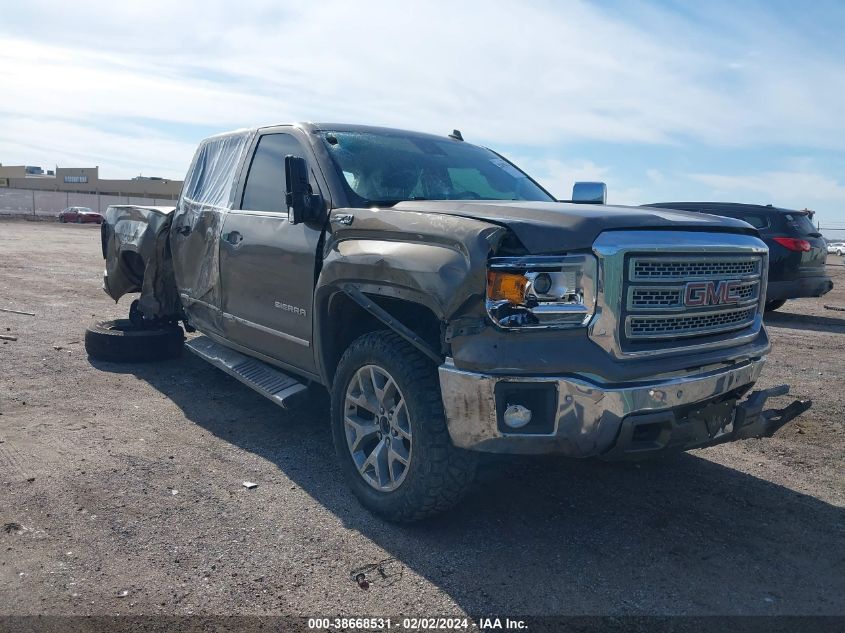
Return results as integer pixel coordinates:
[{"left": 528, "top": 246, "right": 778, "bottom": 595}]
[
  {"left": 0, "top": 0, "right": 843, "bottom": 187},
  {"left": 1, "top": 117, "right": 198, "bottom": 179},
  {"left": 688, "top": 171, "right": 845, "bottom": 209},
  {"left": 607, "top": 186, "right": 647, "bottom": 208},
  {"left": 511, "top": 157, "right": 610, "bottom": 199}
]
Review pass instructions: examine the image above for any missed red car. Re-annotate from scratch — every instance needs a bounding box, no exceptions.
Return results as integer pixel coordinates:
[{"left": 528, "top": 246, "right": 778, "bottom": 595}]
[{"left": 58, "top": 207, "right": 104, "bottom": 224}]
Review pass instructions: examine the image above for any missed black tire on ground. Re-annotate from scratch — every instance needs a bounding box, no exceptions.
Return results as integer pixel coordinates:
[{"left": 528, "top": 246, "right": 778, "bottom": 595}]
[
  {"left": 84, "top": 319, "right": 184, "bottom": 362},
  {"left": 765, "top": 299, "right": 787, "bottom": 312},
  {"left": 330, "top": 330, "right": 477, "bottom": 522},
  {"left": 59, "top": 217, "right": 65, "bottom": 223}
]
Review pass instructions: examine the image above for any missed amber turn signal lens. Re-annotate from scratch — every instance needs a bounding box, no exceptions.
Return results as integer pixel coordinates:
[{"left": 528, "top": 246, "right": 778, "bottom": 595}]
[{"left": 487, "top": 270, "right": 528, "bottom": 303}]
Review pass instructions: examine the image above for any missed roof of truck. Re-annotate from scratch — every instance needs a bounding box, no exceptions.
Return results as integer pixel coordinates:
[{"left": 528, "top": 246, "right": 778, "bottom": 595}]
[{"left": 253, "top": 122, "right": 464, "bottom": 142}]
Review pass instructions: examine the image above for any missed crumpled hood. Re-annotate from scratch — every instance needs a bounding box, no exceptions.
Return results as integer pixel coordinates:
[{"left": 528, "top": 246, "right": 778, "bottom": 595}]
[{"left": 391, "top": 200, "right": 756, "bottom": 254}]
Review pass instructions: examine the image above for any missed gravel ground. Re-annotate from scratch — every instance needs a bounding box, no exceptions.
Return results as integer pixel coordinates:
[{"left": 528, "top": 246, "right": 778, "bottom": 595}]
[{"left": 1, "top": 219, "right": 843, "bottom": 619}]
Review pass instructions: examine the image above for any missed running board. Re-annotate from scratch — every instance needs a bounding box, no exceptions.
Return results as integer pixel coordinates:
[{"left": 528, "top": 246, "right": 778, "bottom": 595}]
[{"left": 185, "top": 336, "right": 308, "bottom": 409}]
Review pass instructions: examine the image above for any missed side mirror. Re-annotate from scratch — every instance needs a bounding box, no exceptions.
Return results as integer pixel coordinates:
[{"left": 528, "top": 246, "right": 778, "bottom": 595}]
[
  {"left": 285, "top": 155, "right": 322, "bottom": 224},
  {"left": 572, "top": 181, "right": 607, "bottom": 204}
]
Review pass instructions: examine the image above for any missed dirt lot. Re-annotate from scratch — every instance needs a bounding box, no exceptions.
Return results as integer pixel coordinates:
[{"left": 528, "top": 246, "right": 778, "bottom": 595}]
[{"left": 1, "top": 219, "right": 843, "bottom": 619}]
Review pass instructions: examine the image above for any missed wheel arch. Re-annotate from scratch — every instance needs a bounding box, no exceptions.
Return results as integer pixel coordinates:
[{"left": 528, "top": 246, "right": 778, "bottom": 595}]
[{"left": 315, "top": 283, "right": 445, "bottom": 386}]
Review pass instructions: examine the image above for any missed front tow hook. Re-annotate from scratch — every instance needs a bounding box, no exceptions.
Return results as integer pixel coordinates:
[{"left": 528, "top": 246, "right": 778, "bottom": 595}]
[{"left": 734, "top": 384, "right": 812, "bottom": 439}]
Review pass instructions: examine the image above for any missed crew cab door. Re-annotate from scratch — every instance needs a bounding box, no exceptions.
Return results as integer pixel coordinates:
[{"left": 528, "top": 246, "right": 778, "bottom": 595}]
[{"left": 219, "top": 130, "right": 324, "bottom": 374}]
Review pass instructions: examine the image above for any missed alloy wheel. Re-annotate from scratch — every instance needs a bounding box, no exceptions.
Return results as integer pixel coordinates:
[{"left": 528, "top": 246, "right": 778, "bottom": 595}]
[{"left": 344, "top": 364, "right": 412, "bottom": 492}]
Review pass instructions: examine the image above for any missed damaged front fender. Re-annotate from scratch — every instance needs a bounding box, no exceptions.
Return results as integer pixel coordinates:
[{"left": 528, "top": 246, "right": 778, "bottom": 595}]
[
  {"left": 313, "top": 207, "right": 510, "bottom": 382},
  {"left": 318, "top": 206, "right": 508, "bottom": 320}
]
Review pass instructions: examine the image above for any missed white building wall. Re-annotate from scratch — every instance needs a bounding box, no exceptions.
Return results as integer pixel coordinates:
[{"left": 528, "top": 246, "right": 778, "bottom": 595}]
[{"left": 0, "top": 187, "right": 175, "bottom": 216}]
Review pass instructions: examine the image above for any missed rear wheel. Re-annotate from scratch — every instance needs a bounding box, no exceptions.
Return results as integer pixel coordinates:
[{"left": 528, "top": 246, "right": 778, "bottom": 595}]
[
  {"left": 85, "top": 319, "right": 183, "bottom": 362},
  {"left": 765, "top": 299, "right": 787, "bottom": 312},
  {"left": 330, "top": 330, "right": 476, "bottom": 522}
]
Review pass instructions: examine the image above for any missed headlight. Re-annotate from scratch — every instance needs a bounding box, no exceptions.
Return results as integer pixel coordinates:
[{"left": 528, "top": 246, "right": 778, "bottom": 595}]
[{"left": 486, "top": 255, "right": 597, "bottom": 328}]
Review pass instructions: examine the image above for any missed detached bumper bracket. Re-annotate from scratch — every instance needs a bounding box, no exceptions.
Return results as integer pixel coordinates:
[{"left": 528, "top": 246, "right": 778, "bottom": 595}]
[
  {"left": 734, "top": 384, "right": 812, "bottom": 439},
  {"left": 343, "top": 284, "right": 442, "bottom": 364},
  {"left": 604, "top": 384, "right": 811, "bottom": 460}
]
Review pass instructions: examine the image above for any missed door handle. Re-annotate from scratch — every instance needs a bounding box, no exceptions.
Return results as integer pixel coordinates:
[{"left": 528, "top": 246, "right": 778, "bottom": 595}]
[
  {"left": 223, "top": 230, "right": 243, "bottom": 246},
  {"left": 174, "top": 225, "right": 191, "bottom": 236}
]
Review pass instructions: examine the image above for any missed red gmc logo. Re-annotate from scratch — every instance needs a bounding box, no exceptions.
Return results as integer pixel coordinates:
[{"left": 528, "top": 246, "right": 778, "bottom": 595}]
[{"left": 684, "top": 280, "right": 742, "bottom": 307}]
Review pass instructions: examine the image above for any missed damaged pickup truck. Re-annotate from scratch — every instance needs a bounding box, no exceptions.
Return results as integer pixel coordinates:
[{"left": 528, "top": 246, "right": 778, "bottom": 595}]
[{"left": 90, "top": 123, "right": 811, "bottom": 521}]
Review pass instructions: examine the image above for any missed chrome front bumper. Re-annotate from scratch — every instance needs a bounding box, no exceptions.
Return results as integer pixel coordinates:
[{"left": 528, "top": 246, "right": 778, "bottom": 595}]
[{"left": 438, "top": 357, "right": 767, "bottom": 455}]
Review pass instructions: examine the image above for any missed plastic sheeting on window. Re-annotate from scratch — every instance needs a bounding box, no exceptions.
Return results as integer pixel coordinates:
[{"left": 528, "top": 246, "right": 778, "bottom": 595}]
[
  {"left": 170, "top": 129, "right": 256, "bottom": 332},
  {"left": 182, "top": 130, "right": 254, "bottom": 209}
]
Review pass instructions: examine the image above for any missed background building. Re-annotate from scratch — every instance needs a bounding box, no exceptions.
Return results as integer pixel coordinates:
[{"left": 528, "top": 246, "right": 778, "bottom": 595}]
[
  {"left": 0, "top": 164, "right": 182, "bottom": 198},
  {"left": 0, "top": 163, "right": 183, "bottom": 217}
]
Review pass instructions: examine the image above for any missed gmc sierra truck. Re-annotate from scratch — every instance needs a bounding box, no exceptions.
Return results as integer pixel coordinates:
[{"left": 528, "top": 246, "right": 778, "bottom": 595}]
[{"left": 89, "top": 123, "right": 810, "bottom": 521}]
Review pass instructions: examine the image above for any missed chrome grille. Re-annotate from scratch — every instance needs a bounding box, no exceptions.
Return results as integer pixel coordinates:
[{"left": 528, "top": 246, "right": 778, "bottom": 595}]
[
  {"left": 590, "top": 231, "right": 769, "bottom": 359},
  {"left": 629, "top": 280, "right": 759, "bottom": 311},
  {"left": 630, "top": 288, "right": 680, "bottom": 307},
  {"left": 623, "top": 254, "right": 763, "bottom": 344},
  {"left": 627, "top": 306, "right": 757, "bottom": 339},
  {"left": 630, "top": 257, "right": 760, "bottom": 281}
]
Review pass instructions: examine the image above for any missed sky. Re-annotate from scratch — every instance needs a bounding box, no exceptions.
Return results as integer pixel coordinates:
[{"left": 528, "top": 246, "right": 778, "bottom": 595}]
[{"left": 1, "top": 0, "right": 844, "bottom": 233}]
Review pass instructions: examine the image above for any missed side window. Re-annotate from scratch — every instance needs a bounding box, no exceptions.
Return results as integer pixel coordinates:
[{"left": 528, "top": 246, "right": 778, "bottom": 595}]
[
  {"left": 183, "top": 132, "right": 253, "bottom": 207},
  {"left": 241, "top": 133, "right": 308, "bottom": 212},
  {"left": 737, "top": 214, "right": 768, "bottom": 229},
  {"left": 704, "top": 209, "right": 768, "bottom": 230}
]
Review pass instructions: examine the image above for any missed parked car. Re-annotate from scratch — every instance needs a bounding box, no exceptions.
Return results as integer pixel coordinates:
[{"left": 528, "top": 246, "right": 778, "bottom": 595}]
[
  {"left": 59, "top": 206, "right": 103, "bottom": 224},
  {"left": 827, "top": 242, "right": 845, "bottom": 256},
  {"left": 88, "top": 124, "right": 809, "bottom": 521},
  {"left": 644, "top": 202, "right": 832, "bottom": 312}
]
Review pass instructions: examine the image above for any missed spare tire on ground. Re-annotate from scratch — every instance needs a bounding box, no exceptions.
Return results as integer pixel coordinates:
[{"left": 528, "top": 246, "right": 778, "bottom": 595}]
[{"left": 85, "top": 319, "right": 184, "bottom": 362}]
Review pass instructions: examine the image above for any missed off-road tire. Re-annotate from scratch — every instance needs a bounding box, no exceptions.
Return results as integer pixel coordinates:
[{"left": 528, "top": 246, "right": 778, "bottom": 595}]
[
  {"left": 85, "top": 319, "right": 183, "bottom": 362},
  {"left": 330, "top": 330, "right": 477, "bottom": 522},
  {"left": 765, "top": 299, "right": 787, "bottom": 312}
]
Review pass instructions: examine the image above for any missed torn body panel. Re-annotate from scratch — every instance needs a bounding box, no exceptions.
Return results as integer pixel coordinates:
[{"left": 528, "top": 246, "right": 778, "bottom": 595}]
[{"left": 101, "top": 205, "right": 181, "bottom": 320}]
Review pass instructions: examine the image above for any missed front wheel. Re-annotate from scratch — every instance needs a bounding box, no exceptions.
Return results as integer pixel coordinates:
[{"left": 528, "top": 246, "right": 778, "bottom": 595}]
[{"left": 331, "top": 330, "right": 476, "bottom": 522}]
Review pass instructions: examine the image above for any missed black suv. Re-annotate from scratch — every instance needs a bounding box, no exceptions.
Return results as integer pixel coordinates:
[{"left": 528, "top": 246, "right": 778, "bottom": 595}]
[{"left": 645, "top": 202, "right": 832, "bottom": 311}]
